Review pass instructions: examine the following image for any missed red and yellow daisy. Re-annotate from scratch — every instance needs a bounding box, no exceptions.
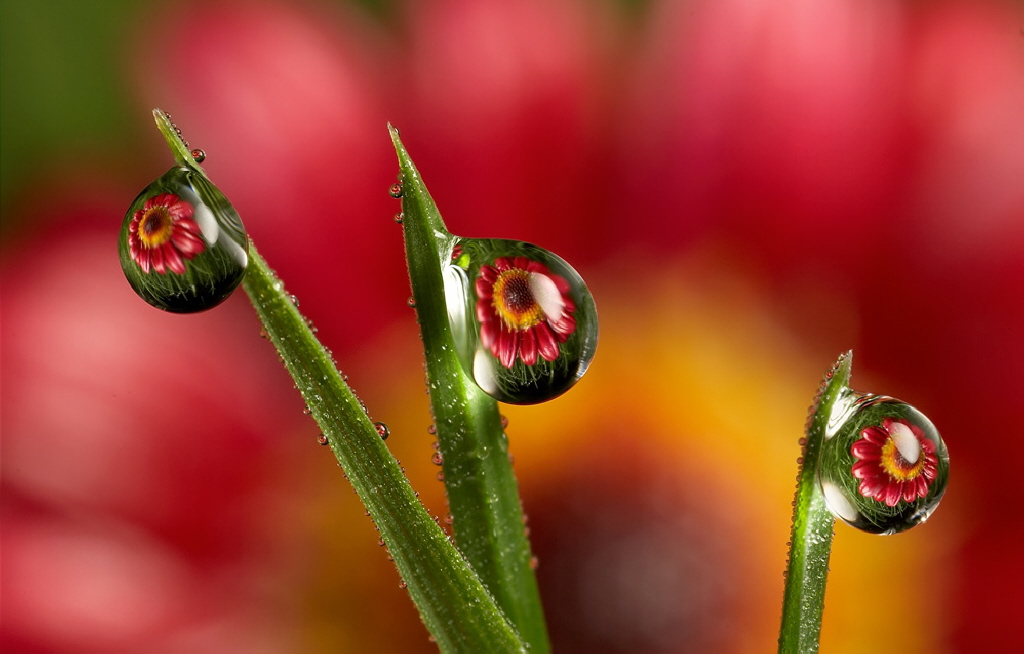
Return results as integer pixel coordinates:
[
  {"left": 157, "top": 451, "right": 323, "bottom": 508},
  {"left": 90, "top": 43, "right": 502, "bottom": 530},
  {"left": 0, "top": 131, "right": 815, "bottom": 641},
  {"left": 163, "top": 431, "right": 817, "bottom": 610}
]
[
  {"left": 475, "top": 256, "right": 576, "bottom": 368},
  {"left": 128, "top": 193, "right": 205, "bottom": 274},
  {"left": 851, "top": 417, "right": 939, "bottom": 506}
]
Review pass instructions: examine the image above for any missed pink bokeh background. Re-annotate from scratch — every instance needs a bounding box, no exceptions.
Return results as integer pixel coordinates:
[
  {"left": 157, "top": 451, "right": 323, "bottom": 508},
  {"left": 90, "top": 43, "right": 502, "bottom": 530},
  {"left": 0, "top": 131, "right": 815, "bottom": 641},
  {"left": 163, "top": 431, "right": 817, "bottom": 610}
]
[{"left": 3, "top": 0, "right": 1022, "bottom": 651}]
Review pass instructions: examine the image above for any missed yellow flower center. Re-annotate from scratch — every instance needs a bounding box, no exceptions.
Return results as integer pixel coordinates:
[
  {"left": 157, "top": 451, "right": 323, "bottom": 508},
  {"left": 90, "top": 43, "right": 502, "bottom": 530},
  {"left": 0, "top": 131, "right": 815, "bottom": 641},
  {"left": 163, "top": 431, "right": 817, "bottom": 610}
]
[
  {"left": 492, "top": 268, "right": 544, "bottom": 330},
  {"left": 138, "top": 206, "right": 175, "bottom": 248},
  {"left": 880, "top": 425, "right": 926, "bottom": 481}
]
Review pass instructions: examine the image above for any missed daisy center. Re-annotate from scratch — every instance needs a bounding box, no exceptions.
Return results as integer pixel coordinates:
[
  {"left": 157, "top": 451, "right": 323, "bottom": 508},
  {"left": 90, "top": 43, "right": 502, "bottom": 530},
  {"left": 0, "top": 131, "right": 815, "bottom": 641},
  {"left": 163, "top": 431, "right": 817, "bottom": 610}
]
[
  {"left": 138, "top": 206, "right": 175, "bottom": 248},
  {"left": 492, "top": 268, "right": 543, "bottom": 330},
  {"left": 880, "top": 423, "right": 926, "bottom": 481}
]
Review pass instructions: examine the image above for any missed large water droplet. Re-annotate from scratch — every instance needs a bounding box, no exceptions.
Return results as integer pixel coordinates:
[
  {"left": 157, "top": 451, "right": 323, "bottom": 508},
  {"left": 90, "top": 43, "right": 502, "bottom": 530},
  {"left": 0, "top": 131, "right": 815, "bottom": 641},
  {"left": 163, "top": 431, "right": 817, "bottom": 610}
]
[
  {"left": 119, "top": 165, "right": 248, "bottom": 312},
  {"left": 443, "top": 238, "right": 597, "bottom": 404},
  {"left": 817, "top": 392, "right": 949, "bottom": 535}
]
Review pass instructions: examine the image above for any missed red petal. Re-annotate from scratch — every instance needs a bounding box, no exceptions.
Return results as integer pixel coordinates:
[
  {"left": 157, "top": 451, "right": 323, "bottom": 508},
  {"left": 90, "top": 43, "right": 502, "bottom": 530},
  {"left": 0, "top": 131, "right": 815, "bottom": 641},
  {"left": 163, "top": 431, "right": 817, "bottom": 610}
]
[
  {"left": 493, "top": 257, "right": 513, "bottom": 271},
  {"left": 480, "top": 319, "right": 498, "bottom": 348},
  {"left": 859, "top": 477, "right": 885, "bottom": 500},
  {"left": 901, "top": 481, "right": 918, "bottom": 503},
  {"left": 860, "top": 425, "right": 887, "bottom": 445},
  {"left": 550, "top": 313, "right": 576, "bottom": 340},
  {"left": 851, "top": 460, "right": 877, "bottom": 479},
  {"left": 162, "top": 244, "right": 186, "bottom": 275},
  {"left": 520, "top": 328, "right": 538, "bottom": 365},
  {"left": 476, "top": 277, "right": 493, "bottom": 299},
  {"left": 535, "top": 322, "right": 560, "bottom": 361},
  {"left": 512, "top": 256, "right": 530, "bottom": 270},
  {"left": 479, "top": 265, "right": 498, "bottom": 282},
  {"left": 883, "top": 483, "right": 902, "bottom": 507},
  {"left": 850, "top": 440, "right": 881, "bottom": 461},
  {"left": 497, "top": 329, "right": 519, "bottom": 368},
  {"left": 914, "top": 476, "right": 929, "bottom": 499},
  {"left": 150, "top": 247, "right": 166, "bottom": 274},
  {"left": 552, "top": 273, "right": 571, "bottom": 294},
  {"left": 166, "top": 198, "right": 194, "bottom": 220},
  {"left": 172, "top": 229, "right": 205, "bottom": 256},
  {"left": 477, "top": 299, "right": 493, "bottom": 322}
]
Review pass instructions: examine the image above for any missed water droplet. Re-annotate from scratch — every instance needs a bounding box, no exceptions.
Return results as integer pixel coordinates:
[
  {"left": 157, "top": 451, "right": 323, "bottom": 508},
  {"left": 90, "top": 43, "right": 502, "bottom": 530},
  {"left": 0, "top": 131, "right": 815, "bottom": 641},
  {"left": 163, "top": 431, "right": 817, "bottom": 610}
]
[
  {"left": 378, "top": 538, "right": 385, "bottom": 547},
  {"left": 407, "top": 296, "right": 417, "bottom": 308},
  {"left": 500, "top": 414, "right": 509, "bottom": 429},
  {"left": 119, "top": 166, "right": 248, "bottom": 312},
  {"left": 442, "top": 238, "right": 598, "bottom": 404},
  {"left": 427, "top": 424, "right": 437, "bottom": 435},
  {"left": 431, "top": 452, "right": 444, "bottom": 466},
  {"left": 529, "top": 556, "right": 539, "bottom": 570},
  {"left": 817, "top": 392, "right": 949, "bottom": 535},
  {"left": 388, "top": 182, "right": 403, "bottom": 198},
  {"left": 374, "top": 422, "right": 390, "bottom": 440},
  {"left": 317, "top": 433, "right": 329, "bottom": 446},
  {"left": 436, "top": 471, "right": 445, "bottom": 481},
  {"left": 288, "top": 294, "right": 300, "bottom": 307},
  {"left": 190, "top": 148, "right": 206, "bottom": 163},
  {"left": 394, "top": 213, "right": 404, "bottom": 224},
  {"left": 398, "top": 580, "right": 407, "bottom": 589}
]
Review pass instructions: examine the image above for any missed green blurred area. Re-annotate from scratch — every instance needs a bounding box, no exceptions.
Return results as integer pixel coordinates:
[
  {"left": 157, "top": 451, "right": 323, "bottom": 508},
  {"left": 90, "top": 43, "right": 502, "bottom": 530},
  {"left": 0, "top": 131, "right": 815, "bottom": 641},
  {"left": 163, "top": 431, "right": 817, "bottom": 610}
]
[{"left": 0, "top": 0, "right": 142, "bottom": 232}]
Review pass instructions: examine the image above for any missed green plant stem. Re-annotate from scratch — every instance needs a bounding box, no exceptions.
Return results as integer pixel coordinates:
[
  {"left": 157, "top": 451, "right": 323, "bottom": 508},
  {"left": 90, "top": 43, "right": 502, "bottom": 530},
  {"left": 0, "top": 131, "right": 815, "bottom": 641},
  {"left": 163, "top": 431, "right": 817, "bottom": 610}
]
[
  {"left": 243, "top": 243, "right": 525, "bottom": 653},
  {"left": 778, "top": 352, "right": 850, "bottom": 653},
  {"left": 390, "top": 126, "right": 550, "bottom": 653}
]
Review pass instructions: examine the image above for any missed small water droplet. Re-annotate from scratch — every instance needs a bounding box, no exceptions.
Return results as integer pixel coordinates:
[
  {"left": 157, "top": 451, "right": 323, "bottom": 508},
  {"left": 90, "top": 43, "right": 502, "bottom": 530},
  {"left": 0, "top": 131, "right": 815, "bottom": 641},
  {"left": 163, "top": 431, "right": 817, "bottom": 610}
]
[
  {"left": 190, "top": 148, "right": 206, "bottom": 163},
  {"left": 817, "top": 392, "right": 949, "bottom": 535},
  {"left": 427, "top": 424, "right": 437, "bottom": 435},
  {"left": 500, "top": 414, "right": 509, "bottom": 429},
  {"left": 317, "top": 433, "right": 329, "bottom": 446},
  {"left": 259, "top": 327, "right": 269, "bottom": 340},
  {"left": 374, "top": 422, "right": 390, "bottom": 440},
  {"left": 398, "top": 580, "right": 407, "bottom": 589},
  {"left": 119, "top": 165, "right": 248, "bottom": 312},
  {"left": 529, "top": 556, "right": 539, "bottom": 570},
  {"left": 303, "top": 406, "right": 312, "bottom": 416},
  {"left": 441, "top": 238, "right": 597, "bottom": 404},
  {"left": 394, "top": 213, "right": 404, "bottom": 224},
  {"left": 378, "top": 538, "right": 385, "bottom": 547},
  {"left": 436, "top": 471, "right": 445, "bottom": 481},
  {"left": 431, "top": 452, "right": 444, "bottom": 466},
  {"left": 388, "top": 182, "right": 403, "bottom": 198},
  {"left": 407, "top": 296, "right": 416, "bottom": 308},
  {"left": 444, "top": 513, "right": 453, "bottom": 524}
]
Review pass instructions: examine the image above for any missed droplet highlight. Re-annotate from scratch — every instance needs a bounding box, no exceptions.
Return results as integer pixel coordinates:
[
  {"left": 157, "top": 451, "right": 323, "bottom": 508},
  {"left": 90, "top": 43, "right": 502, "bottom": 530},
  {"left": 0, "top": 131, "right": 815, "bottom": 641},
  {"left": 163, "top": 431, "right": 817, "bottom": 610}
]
[
  {"left": 817, "top": 392, "right": 949, "bottom": 535},
  {"left": 442, "top": 238, "right": 597, "bottom": 404},
  {"left": 119, "top": 165, "right": 248, "bottom": 312}
]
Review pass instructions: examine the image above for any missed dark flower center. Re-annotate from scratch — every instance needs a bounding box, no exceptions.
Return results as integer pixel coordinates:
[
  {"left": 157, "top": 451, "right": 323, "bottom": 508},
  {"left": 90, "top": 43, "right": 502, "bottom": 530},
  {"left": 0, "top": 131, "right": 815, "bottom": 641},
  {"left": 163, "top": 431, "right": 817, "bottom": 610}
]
[
  {"left": 493, "top": 268, "right": 543, "bottom": 330},
  {"left": 139, "top": 206, "right": 174, "bottom": 247}
]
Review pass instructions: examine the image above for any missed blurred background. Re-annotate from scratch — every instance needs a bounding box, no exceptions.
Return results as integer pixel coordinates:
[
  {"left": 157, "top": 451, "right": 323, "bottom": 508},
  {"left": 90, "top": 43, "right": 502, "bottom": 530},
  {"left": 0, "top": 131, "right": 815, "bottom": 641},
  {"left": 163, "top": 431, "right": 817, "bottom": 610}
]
[{"left": 2, "top": 0, "right": 1022, "bottom": 651}]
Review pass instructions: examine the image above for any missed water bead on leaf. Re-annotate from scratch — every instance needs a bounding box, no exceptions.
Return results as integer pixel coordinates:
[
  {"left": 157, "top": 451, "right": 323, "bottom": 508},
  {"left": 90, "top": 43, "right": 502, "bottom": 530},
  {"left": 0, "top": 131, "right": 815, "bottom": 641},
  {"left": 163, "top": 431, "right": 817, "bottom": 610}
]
[
  {"left": 816, "top": 392, "right": 949, "bottom": 535},
  {"left": 443, "top": 238, "right": 597, "bottom": 404},
  {"left": 119, "top": 165, "right": 248, "bottom": 312}
]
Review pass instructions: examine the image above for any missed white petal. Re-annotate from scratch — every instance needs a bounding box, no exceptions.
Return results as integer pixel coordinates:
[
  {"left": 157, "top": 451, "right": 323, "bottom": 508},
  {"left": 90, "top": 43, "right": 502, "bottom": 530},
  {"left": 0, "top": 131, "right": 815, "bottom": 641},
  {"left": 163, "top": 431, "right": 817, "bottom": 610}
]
[
  {"left": 890, "top": 421, "right": 921, "bottom": 465},
  {"left": 529, "top": 272, "right": 565, "bottom": 319}
]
